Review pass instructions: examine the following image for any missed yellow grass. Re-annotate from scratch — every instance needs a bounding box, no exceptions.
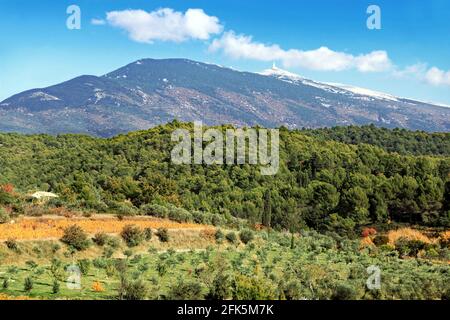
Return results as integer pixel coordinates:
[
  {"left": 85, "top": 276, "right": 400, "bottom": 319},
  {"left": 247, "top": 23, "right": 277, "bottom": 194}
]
[
  {"left": 441, "top": 231, "right": 450, "bottom": 242},
  {"left": 359, "top": 236, "right": 375, "bottom": 248},
  {"left": 387, "top": 228, "right": 433, "bottom": 245},
  {"left": 0, "top": 294, "right": 33, "bottom": 300},
  {"left": 0, "top": 216, "right": 212, "bottom": 241}
]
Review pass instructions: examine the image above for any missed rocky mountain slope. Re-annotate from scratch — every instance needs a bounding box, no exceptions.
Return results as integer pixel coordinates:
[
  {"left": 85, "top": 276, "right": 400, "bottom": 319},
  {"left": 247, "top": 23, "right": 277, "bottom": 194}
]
[{"left": 1, "top": 58, "right": 449, "bottom": 137}]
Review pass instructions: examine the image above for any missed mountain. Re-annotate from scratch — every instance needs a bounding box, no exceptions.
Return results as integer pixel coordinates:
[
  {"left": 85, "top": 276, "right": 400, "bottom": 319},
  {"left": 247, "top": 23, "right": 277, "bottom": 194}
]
[{"left": 1, "top": 58, "right": 449, "bottom": 137}]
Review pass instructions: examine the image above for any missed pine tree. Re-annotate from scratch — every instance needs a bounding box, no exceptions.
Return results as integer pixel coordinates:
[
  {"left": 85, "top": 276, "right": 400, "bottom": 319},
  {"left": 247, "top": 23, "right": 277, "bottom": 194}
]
[{"left": 262, "top": 189, "right": 272, "bottom": 228}]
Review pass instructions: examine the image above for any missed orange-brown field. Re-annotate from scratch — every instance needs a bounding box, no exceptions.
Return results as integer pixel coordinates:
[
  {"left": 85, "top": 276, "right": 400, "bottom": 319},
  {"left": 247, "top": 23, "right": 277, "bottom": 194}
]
[
  {"left": 387, "top": 228, "right": 435, "bottom": 245},
  {"left": 360, "top": 227, "right": 449, "bottom": 252},
  {"left": 0, "top": 294, "right": 34, "bottom": 300},
  {"left": 0, "top": 215, "right": 212, "bottom": 241}
]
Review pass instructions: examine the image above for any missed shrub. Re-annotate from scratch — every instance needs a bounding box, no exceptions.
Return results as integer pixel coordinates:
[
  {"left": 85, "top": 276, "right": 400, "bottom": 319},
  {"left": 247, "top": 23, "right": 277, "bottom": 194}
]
[
  {"left": 106, "top": 236, "right": 121, "bottom": 249},
  {"left": 215, "top": 229, "right": 225, "bottom": 243},
  {"left": 395, "top": 237, "right": 427, "bottom": 257},
  {"left": 0, "top": 189, "right": 14, "bottom": 206},
  {"left": 207, "top": 272, "right": 233, "bottom": 300},
  {"left": 105, "top": 263, "right": 116, "bottom": 277},
  {"left": 156, "top": 261, "right": 168, "bottom": 277},
  {"left": 144, "top": 228, "right": 153, "bottom": 241},
  {"left": 373, "top": 235, "right": 389, "bottom": 246},
  {"left": 123, "top": 249, "right": 133, "bottom": 259},
  {"left": 52, "top": 280, "right": 60, "bottom": 294},
  {"left": 103, "top": 246, "right": 115, "bottom": 258},
  {"left": 5, "top": 238, "right": 19, "bottom": 252},
  {"left": 112, "top": 202, "right": 138, "bottom": 217},
  {"left": 60, "top": 225, "right": 90, "bottom": 251},
  {"left": 121, "top": 225, "right": 144, "bottom": 247},
  {"left": 0, "top": 183, "right": 14, "bottom": 194},
  {"left": 7, "top": 266, "right": 18, "bottom": 274},
  {"left": 226, "top": 232, "right": 237, "bottom": 244},
  {"left": 425, "top": 247, "right": 440, "bottom": 258},
  {"left": 0, "top": 207, "right": 10, "bottom": 224},
  {"left": 281, "top": 280, "right": 303, "bottom": 300},
  {"left": 140, "top": 204, "right": 169, "bottom": 219},
  {"left": 443, "top": 287, "right": 450, "bottom": 300},
  {"left": 51, "top": 243, "right": 61, "bottom": 253},
  {"left": 233, "top": 274, "right": 277, "bottom": 300},
  {"left": 211, "top": 214, "right": 226, "bottom": 227},
  {"left": 11, "top": 203, "right": 25, "bottom": 215},
  {"left": 24, "top": 277, "right": 33, "bottom": 292},
  {"left": 82, "top": 211, "right": 93, "bottom": 218},
  {"left": 138, "top": 262, "right": 150, "bottom": 272},
  {"left": 239, "top": 230, "right": 254, "bottom": 244},
  {"left": 77, "top": 259, "right": 91, "bottom": 276},
  {"left": 32, "top": 246, "right": 42, "bottom": 256},
  {"left": 440, "top": 235, "right": 450, "bottom": 249},
  {"left": 168, "top": 206, "right": 192, "bottom": 223},
  {"left": 361, "top": 227, "right": 377, "bottom": 238},
  {"left": 332, "top": 284, "right": 358, "bottom": 300},
  {"left": 167, "top": 281, "right": 204, "bottom": 300},
  {"left": 93, "top": 258, "right": 109, "bottom": 269},
  {"left": 156, "top": 228, "right": 169, "bottom": 242},
  {"left": 192, "top": 211, "right": 212, "bottom": 225},
  {"left": 47, "top": 197, "right": 64, "bottom": 208},
  {"left": 2, "top": 278, "right": 9, "bottom": 289},
  {"left": 26, "top": 260, "right": 38, "bottom": 270},
  {"left": 118, "top": 279, "right": 148, "bottom": 300},
  {"left": 49, "top": 258, "right": 65, "bottom": 281},
  {"left": 93, "top": 232, "right": 109, "bottom": 246},
  {"left": 92, "top": 281, "right": 104, "bottom": 292},
  {"left": 114, "top": 259, "right": 128, "bottom": 274},
  {"left": 131, "top": 254, "right": 143, "bottom": 264},
  {"left": 26, "top": 205, "right": 47, "bottom": 217}
]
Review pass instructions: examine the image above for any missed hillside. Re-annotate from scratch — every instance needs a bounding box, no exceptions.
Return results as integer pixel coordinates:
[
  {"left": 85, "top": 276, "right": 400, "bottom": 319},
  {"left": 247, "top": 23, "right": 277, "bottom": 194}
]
[
  {"left": 304, "top": 125, "right": 450, "bottom": 156},
  {"left": 0, "top": 122, "right": 449, "bottom": 234},
  {"left": 1, "top": 59, "right": 450, "bottom": 137}
]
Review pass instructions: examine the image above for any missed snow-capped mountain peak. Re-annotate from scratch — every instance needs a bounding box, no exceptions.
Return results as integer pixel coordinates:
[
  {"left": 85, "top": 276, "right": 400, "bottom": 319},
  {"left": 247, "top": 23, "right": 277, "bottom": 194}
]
[
  {"left": 326, "top": 83, "right": 399, "bottom": 102},
  {"left": 260, "top": 63, "right": 304, "bottom": 80},
  {"left": 260, "top": 64, "right": 400, "bottom": 102}
]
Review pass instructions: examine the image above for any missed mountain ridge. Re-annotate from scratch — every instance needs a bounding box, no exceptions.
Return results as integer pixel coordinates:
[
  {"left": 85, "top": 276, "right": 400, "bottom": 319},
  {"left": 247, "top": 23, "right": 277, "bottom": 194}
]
[{"left": 1, "top": 58, "right": 449, "bottom": 137}]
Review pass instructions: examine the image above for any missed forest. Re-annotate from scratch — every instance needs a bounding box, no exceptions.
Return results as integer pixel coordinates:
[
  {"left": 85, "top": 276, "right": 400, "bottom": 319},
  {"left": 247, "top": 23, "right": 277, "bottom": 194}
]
[
  {"left": 0, "top": 122, "right": 449, "bottom": 235},
  {"left": 304, "top": 124, "right": 450, "bottom": 156}
]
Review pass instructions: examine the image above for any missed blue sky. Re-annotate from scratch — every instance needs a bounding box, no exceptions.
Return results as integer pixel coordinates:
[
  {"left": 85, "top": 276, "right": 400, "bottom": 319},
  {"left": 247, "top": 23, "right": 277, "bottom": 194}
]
[{"left": 1, "top": 0, "right": 449, "bottom": 105}]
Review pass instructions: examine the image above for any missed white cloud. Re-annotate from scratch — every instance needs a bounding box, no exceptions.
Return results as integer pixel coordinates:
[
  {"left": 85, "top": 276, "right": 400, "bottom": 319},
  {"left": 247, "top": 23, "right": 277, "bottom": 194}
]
[
  {"left": 354, "top": 51, "right": 392, "bottom": 72},
  {"left": 106, "top": 8, "right": 223, "bottom": 43},
  {"left": 393, "top": 64, "right": 450, "bottom": 87},
  {"left": 101, "top": 7, "right": 448, "bottom": 88},
  {"left": 425, "top": 67, "right": 450, "bottom": 87},
  {"left": 91, "top": 18, "right": 106, "bottom": 25},
  {"left": 392, "top": 63, "right": 428, "bottom": 78},
  {"left": 209, "top": 31, "right": 392, "bottom": 73}
]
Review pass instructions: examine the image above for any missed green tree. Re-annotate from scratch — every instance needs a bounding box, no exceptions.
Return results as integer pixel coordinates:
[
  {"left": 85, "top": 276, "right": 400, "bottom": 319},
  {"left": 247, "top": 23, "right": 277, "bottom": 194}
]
[{"left": 262, "top": 189, "right": 272, "bottom": 228}]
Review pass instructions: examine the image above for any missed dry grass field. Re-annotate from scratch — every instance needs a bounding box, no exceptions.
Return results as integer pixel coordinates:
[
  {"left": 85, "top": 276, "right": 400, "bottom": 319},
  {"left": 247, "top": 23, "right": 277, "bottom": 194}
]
[{"left": 0, "top": 215, "right": 212, "bottom": 241}]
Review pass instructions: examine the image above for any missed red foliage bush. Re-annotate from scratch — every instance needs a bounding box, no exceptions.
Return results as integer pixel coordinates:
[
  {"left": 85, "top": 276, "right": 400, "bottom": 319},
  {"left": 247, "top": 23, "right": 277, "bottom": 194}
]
[
  {"left": 361, "top": 227, "right": 377, "bottom": 238},
  {"left": 1, "top": 184, "right": 14, "bottom": 194}
]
